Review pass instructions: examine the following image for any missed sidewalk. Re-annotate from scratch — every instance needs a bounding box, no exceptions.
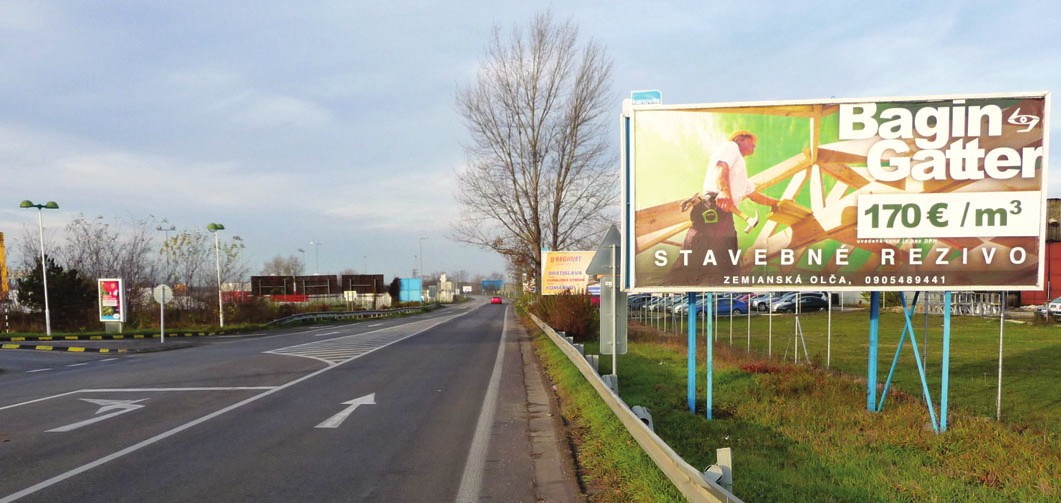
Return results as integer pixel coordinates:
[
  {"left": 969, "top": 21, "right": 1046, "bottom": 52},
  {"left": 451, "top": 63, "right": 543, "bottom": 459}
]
[{"left": 479, "top": 307, "right": 583, "bottom": 502}]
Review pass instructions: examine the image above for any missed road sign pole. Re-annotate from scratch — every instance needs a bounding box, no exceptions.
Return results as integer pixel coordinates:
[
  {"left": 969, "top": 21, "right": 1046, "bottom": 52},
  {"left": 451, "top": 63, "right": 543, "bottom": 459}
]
[
  {"left": 611, "top": 244, "right": 617, "bottom": 382},
  {"left": 160, "top": 288, "right": 166, "bottom": 344},
  {"left": 153, "top": 284, "right": 173, "bottom": 344}
]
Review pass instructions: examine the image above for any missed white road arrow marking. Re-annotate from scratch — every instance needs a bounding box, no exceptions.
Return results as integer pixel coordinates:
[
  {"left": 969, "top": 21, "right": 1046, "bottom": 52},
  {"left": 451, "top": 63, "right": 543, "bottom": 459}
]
[
  {"left": 315, "top": 393, "right": 375, "bottom": 429},
  {"left": 47, "top": 398, "right": 148, "bottom": 432}
]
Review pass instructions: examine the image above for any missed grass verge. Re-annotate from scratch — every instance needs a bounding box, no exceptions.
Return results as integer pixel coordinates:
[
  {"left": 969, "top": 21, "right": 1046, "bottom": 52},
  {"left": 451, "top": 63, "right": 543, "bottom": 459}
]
[
  {"left": 535, "top": 311, "right": 1059, "bottom": 501},
  {"left": 531, "top": 323, "right": 685, "bottom": 502}
]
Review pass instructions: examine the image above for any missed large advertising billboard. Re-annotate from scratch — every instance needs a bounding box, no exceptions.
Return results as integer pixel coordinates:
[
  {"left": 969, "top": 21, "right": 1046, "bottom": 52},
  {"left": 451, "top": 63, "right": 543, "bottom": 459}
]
[
  {"left": 541, "top": 251, "right": 595, "bottom": 295},
  {"left": 624, "top": 92, "right": 1050, "bottom": 292}
]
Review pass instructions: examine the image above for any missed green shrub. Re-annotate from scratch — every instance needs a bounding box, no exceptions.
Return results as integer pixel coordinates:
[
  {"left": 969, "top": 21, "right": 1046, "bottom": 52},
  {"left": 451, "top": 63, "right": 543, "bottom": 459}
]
[{"left": 530, "top": 291, "right": 599, "bottom": 342}]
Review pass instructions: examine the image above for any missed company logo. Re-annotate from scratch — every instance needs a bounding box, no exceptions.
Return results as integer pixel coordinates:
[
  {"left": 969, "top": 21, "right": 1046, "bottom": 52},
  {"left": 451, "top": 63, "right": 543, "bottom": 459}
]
[{"left": 1007, "top": 108, "right": 1040, "bottom": 132}]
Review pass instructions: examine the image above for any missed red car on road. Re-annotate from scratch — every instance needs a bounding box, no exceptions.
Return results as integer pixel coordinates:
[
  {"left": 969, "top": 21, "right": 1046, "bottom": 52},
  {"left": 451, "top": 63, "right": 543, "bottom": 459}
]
[{"left": 490, "top": 296, "right": 503, "bottom": 304}]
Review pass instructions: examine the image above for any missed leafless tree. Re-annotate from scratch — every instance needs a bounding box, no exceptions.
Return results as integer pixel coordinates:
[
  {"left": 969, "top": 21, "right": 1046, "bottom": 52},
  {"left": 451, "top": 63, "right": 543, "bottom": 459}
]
[
  {"left": 160, "top": 228, "right": 247, "bottom": 295},
  {"left": 262, "top": 255, "right": 305, "bottom": 276},
  {"left": 61, "top": 214, "right": 160, "bottom": 287},
  {"left": 454, "top": 11, "right": 616, "bottom": 285},
  {"left": 59, "top": 214, "right": 161, "bottom": 323}
]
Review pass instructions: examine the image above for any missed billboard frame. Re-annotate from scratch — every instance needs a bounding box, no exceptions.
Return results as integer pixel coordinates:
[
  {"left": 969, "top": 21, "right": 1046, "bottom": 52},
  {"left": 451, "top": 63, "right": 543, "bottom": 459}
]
[
  {"left": 98, "top": 278, "right": 125, "bottom": 323},
  {"left": 621, "top": 91, "right": 1051, "bottom": 293}
]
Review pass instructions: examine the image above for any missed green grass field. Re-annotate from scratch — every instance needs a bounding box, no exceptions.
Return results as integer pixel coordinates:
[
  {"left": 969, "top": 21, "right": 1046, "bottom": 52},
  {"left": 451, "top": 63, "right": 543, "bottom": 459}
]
[{"left": 541, "top": 309, "right": 1059, "bottom": 501}]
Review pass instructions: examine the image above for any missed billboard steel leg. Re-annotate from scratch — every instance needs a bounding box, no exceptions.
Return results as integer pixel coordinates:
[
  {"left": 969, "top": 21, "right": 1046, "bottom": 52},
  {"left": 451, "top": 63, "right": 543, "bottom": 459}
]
[
  {"left": 687, "top": 292, "right": 698, "bottom": 413},
  {"left": 706, "top": 292, "right": 714, "bottom": 420},
  {"left": 868, "top": 292, "right": 879, "bottom": 411}
]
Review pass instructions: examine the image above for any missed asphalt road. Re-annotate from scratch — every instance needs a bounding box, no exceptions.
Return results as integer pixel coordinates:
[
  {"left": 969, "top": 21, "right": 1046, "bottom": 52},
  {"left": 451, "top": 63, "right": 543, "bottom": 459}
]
[{"left": 0, "top": 299, "right": 575, "bottom": 502}]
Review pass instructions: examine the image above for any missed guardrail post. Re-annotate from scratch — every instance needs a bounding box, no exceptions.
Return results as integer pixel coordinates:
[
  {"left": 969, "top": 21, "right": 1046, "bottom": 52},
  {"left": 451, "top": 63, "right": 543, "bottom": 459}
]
[{"left": 703, "top": 447, "right": 733, "bottom": 491}]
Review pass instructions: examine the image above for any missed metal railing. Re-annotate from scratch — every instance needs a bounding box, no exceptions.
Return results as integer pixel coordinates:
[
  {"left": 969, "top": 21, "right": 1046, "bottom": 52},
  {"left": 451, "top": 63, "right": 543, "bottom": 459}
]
[
  {"left": 266, "top": 306, "right": 432, "bottom": 326},
  {"left": 530, "top": 314, "right": 741, "bottom": 502}
]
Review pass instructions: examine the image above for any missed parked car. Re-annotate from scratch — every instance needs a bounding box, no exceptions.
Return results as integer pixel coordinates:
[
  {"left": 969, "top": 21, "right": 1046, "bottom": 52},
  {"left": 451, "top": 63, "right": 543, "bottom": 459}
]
[
  {"left": 1037, "top": 296, "right": 1061, "bottom": 319},
  {"left": 747, "top": 292, "right": 804, "bottom": 311},
  {"left": 644, "top": 295, "right": 683, "bottom": 312},
  {"left": 672, "top": 296, "right": 709, "bottom": 315},
  {"left": 627, "top": 294, "right": 655, "bottom": 310},
  {"left": 697, "top": 298, "right": 749, "bottom": 316},
  {"left": 772, "top": 294, "right": 829, "bottom": 313}
]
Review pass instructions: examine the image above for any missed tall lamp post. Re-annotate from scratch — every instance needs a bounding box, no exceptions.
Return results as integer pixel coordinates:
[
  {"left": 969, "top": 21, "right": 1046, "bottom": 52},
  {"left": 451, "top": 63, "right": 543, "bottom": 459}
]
[
  {"left": 419, "top": 237, "right": 428, "bottom": 302},
  {"left": 156, "top": 222, "right": 176, "bottom": 280},
  {"left": 207, "top": 223, "right": 225, "bottom": 328},
  {"left": 20, "top": 200, "right": 59, "bottom": 335},
  {"left": 419, "top": 237, "right": 428, "bottom": 282},
  {"left": 310, "top": 241, "right": 324, "bottom": 275}
]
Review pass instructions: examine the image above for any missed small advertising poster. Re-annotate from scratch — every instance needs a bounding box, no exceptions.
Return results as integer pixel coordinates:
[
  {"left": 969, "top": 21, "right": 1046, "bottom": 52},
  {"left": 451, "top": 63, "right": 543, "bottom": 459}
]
[
  {"left": 541, "top": 251, "right": 596, "bottom": 295},
  {"left": 98, "top": 278, "right": 125, "bottom": 322},
  {"left": 625, "top": 92, "right": 1049, "bottom": 292}
]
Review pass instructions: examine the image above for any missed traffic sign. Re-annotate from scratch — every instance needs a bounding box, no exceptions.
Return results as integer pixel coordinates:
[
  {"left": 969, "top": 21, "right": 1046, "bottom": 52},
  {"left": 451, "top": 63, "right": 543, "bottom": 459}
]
[{"left": 153, "top": 284, "right": 173, "bottom": 304}]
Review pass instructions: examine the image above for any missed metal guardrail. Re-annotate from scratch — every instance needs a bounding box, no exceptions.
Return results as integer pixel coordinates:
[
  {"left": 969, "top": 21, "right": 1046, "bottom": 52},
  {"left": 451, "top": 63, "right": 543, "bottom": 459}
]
[
  {"left": 530, "top": 314, "right": 742, "bottom": 503},
  {"left": 266, "top": 306, "right": 429, "bottom": 326}
]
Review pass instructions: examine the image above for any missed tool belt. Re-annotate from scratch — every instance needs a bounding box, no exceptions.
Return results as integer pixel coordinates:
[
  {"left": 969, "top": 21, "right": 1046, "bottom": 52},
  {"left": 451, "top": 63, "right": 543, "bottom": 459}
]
[{"left": 680, "top": 192, "right": 721, "bottom": 229}]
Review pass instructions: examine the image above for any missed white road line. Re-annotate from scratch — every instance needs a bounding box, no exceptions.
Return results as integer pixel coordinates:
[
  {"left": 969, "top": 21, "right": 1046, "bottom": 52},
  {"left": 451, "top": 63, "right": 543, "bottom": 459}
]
[
  {"left": 0, "top": 387, "right": 280, "bottom": 412},
  {"left": 26, "top": 368, "right": 52, "bottom": 373},
  {"left": 66, "top": 363, "right": 89, "bottom": 367},
  {"left": 456, "top": 306, "right": 508, "bottom": 503},
  {"left": 0, "top": 305, "right": 482, "bottom": 502},
  {"left": 314, "top": 331, "right": 341, "bottom": 337}
]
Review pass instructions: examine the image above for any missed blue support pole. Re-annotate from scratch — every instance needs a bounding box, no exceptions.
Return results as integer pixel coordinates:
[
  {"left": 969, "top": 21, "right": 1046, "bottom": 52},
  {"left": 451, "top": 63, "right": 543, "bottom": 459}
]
[
  {"left": 868, "top": 292, "right": 880, "bottom": 411},
  {"left": 877, "top": 292, "right": 920, "bottom": 412},
  {"left": 897, "top": 292, "right": 940, "bottom": 433},
  {"left": 706, "top": 292, "right": 714, "bottom": 420},
  {"left": 687, "top": 292, "right": 698, "bottom": 413},
  {"left": 941, "top": 291, "right": 952, "bottom": 432}
]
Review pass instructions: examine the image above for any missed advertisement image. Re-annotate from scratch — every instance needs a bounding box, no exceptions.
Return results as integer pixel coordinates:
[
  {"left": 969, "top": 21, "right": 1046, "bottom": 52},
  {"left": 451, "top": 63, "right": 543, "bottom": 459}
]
[
  {"left": 541, "top": 251, "right": 595, "bottom": 295},
  {"left": 626, "top": 93, "right": 1049, "bottom": 292},
  {"left": 98, "top": 278, "right": 125, "bottom": 322}
]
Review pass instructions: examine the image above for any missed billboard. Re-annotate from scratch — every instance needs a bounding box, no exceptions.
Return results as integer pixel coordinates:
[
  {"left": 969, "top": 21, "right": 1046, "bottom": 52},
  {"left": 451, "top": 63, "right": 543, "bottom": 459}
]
[
  {"left": 540, "top": 251, "right": 595, "bottom": 295},
  {"left": 481, "top": 279, "right": 503, "bottom": 293},
  {"left": 624, "top": 92, "right": 1049, "bottom": 292},
  {"left": 399, "top": 277, "right": 423, "bottom": 303},
  {"left": 98, "top": 278, "right": 125, "bottom": 322}
]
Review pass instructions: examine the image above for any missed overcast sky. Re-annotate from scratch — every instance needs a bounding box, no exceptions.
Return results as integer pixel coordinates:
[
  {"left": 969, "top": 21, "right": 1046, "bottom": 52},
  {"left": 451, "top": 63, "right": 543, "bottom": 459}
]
[{"left": 2, "top": 1, "right": 1058, "bottom": 281}]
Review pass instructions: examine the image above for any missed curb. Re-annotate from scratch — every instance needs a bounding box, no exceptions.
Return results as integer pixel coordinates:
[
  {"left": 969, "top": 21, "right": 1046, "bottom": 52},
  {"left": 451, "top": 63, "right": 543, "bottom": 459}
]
[
  {"left": 518, "top": 316, "right": 583, "bottom": 501},
  {"left": 3, "top": 331, "right": 219, "bottom": 342},
  {"left": 1, "top": 343, "right": 128, "bottom": 353}
]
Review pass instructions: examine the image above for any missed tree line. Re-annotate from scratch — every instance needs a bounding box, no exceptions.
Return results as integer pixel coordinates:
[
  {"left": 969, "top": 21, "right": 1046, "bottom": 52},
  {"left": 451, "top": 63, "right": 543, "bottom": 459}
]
[{"left": 8, "top": 215, "right": 247, "bottom": 331}]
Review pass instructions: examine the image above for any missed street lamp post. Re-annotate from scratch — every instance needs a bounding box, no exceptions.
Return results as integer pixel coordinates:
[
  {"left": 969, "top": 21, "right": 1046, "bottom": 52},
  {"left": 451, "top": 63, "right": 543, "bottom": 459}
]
[
  {"left": 419, "top": 237, "right": 428, "bottom": 283},
  {"left": 19, "top": 200, "right": 59, "bottom": 335},
  {"left": 156, "top": 222, "right": 176, "bottom": 281},
  {"left": 207, "top": 223, "right": 225, "bottom": 328},
  {"left": 419, "top": 237, "right": 428, "bottom": 303},
  {"left": 296, "top": 248, "right": 306, "bottom": 294},
  {"left": 310, "top": 241, "right": 324, "bottom": 275}
]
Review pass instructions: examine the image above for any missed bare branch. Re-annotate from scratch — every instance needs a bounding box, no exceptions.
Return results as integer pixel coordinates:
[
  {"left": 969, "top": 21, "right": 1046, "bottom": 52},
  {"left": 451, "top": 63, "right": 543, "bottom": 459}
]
[{"left": 453, "top": 11, "right": 617, "bottom": 285}]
